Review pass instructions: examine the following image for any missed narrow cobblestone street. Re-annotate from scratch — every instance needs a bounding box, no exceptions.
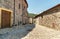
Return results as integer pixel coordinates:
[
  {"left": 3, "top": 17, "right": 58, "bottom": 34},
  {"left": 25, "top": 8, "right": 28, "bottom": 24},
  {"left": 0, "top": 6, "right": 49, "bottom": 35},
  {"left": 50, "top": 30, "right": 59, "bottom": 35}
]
[
  {"left": 0, "top": 24, "right": 60, "bottom": 39},
  {"left": 22, "top": 24, "right": 60, "bottom": 39},
  {"left": 0, "top": 24, "right": 35, "bottom": 39}
]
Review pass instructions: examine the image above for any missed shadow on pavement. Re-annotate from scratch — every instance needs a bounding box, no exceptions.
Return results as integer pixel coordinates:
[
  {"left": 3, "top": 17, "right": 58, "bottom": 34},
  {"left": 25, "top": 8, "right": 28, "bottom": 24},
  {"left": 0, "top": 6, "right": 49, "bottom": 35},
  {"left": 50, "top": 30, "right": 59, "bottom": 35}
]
[
  {"left": 0, "top": 24, "right": 35, "bottom": 39},
  {"left": 21, "top": 24, "right": 35, "bottom": 38}
]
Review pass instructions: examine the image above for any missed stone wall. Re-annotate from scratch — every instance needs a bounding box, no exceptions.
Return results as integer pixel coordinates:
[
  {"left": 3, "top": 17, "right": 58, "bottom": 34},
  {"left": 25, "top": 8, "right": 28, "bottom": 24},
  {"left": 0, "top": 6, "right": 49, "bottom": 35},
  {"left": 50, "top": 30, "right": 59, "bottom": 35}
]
[
  {"left": 0, "top": 0, "right": 28, "bottom": 25},
  {"left": 22, "top": 0, "right": 28, "bottom": 24},
  {"left": 14, "top": 0, "right": 22, "bottom": 25},
  {"left": 35, "top": 5, "right": 60, "bottom": 30},
  {"left": 0, "top": 0, "right": 14, "bottom": 26}
]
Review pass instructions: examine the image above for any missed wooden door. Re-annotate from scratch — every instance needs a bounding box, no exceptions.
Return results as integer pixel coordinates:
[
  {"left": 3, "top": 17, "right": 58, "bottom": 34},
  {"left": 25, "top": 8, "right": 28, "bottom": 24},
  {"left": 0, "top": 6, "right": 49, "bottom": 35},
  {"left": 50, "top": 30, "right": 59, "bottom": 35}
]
[{"left": 1, "top": 10, "right": 11, "bottom": 28}]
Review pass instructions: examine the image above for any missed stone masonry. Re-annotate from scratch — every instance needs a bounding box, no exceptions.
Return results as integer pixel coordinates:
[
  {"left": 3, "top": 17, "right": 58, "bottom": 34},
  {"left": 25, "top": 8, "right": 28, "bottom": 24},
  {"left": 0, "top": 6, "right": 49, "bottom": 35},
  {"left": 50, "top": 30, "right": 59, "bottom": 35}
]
[
  {"left": 35, "top": 4, "right": 60, "bottom": 30},
  {"left": 0, "top": 0, "right": 28, "bottom": 26}
]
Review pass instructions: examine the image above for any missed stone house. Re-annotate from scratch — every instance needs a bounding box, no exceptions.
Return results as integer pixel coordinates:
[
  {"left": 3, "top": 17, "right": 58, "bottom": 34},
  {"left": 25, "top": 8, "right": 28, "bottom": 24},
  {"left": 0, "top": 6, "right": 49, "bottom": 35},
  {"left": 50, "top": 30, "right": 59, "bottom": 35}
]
[
  {"left": 29, "top": 17, "right": 33, "bottom": 24},
  {"left": 22, "top": 0, "right": 29, "bottom": 24},
  {"left": 34, "top": 4, "right": 60, "bottom": 30},
  {"left": 0, "top": 0, "right": 28, "bottom": 28}
]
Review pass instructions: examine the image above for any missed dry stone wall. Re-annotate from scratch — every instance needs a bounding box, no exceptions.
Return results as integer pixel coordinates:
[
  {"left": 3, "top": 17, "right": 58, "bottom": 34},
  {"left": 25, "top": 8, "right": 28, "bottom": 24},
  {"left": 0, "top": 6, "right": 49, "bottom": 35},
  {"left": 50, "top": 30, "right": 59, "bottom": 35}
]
[{"left": 37, "top": 6, "right": 60, "bottom": 30}]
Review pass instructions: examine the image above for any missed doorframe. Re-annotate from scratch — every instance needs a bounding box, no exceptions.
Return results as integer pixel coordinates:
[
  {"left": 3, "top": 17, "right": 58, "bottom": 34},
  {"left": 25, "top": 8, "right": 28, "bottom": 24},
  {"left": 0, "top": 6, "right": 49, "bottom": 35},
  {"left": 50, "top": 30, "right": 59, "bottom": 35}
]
[{"left": 0, "top": 8, "right": 13, "bottom": 28}]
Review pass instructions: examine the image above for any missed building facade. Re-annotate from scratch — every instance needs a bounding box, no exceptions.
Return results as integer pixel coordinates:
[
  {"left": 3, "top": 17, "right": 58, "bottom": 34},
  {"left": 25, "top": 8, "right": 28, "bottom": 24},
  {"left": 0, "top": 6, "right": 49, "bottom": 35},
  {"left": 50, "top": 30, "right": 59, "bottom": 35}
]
[
  {"left": 34, "top": 4, "right": 60, "bottom": 30},
  {"left": 29, "top": 17, "right": 33, "bottom": 24},
  {"left": 0, "top": 0, "right": 28, "bottom": 28},
  {"left": 22, "top": 0, "right": 29, "bottom": 24}
]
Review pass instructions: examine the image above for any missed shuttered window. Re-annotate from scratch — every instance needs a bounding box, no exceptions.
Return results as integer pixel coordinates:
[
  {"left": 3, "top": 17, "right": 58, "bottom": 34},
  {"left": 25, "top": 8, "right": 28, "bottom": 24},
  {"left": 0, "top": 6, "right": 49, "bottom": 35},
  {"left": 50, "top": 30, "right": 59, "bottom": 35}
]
[{"left": 19, "top": 4, "right": 20, "bottom": 9}]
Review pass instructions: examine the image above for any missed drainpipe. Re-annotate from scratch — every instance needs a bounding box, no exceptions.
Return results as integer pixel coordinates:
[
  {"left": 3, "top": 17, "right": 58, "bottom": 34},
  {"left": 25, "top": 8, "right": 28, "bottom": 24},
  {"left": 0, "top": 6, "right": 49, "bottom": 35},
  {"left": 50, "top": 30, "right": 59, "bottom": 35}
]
[
  {"left": 13, "top": 0, "right": 15, "bottom": 26},
  {"left": 22, "top": 0, "right": 23, "bottom": 24}
]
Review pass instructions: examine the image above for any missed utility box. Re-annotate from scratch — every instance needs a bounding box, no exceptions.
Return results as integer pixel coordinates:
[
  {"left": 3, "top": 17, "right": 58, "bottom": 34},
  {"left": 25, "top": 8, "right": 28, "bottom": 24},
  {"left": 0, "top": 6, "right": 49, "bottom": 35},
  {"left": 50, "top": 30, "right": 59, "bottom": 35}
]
[{"left": 0, "top": 8, "right": 13, "bottom": 28}]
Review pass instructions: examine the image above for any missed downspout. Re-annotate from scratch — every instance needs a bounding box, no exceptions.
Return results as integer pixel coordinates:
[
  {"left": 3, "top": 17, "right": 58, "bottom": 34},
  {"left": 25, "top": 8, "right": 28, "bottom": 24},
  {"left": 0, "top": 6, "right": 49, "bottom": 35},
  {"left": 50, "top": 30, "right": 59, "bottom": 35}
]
[{"left": 13, "top": 0, "right": 15, "bottom": 26}]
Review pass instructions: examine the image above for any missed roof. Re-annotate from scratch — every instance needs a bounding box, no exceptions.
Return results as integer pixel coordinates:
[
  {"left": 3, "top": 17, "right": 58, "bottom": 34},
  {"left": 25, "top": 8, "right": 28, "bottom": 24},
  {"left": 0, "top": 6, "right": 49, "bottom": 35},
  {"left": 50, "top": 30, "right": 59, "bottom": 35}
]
[
  {"left": 34, "top": 4, "right": 60, "bottom": 18},
  {"left": 24, "top": 0, "right": 28, "bottom": 8}
]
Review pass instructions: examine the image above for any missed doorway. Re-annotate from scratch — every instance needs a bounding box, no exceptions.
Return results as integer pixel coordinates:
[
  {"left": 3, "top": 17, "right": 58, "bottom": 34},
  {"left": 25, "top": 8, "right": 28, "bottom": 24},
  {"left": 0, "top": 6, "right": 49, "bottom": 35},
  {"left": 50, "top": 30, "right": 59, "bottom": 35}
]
[{"left": 1, "top": 10, "right": 11, "bottom": 28}]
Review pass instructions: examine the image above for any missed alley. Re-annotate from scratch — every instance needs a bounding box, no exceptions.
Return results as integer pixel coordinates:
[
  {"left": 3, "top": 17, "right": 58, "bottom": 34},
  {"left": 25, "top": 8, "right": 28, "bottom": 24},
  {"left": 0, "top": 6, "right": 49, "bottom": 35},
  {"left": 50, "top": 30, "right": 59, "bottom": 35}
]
[
  {"left": 0, "top": 24, "right": 35, "bottom": 39},
  {"left": 22, "top": 24, "right": 60, "bottom": 39},
  {"left": 1, "top": 24, "right": 60, "bottom": 39}
]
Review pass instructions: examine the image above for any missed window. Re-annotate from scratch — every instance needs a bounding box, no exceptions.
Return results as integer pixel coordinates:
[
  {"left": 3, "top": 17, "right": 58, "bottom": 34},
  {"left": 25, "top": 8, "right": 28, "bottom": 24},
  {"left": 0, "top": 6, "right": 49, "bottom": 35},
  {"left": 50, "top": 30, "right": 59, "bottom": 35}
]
[
  {"left": 24, "top": 6, "right": 25, "bottom": 9},
  {"left": 19, "top": 4, "right": 20, "bottom": 9},
  {"left": 23, "top": 6, "right": 25, "bottom": 10}
]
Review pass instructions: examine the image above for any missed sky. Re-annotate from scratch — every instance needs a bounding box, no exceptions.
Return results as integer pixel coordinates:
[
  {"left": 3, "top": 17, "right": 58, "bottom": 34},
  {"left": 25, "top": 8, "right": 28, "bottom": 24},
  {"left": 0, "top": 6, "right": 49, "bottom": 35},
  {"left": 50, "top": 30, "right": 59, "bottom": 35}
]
[{"left": 27, "top": 0, "right": 60, "bottom": 14}]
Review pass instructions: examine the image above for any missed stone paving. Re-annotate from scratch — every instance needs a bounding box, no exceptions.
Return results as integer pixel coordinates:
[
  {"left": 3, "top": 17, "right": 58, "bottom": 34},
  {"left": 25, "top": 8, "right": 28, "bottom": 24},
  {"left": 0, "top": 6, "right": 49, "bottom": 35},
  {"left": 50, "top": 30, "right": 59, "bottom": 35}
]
[
  {"left": 0, "top": 24, "right": 60, "bottom": 39},
  {"left": 0, "top": 24, "right": 35, "bottom": 39},
  {"left": 22, "top": 24, "right": 60, "bottom": 39}
]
